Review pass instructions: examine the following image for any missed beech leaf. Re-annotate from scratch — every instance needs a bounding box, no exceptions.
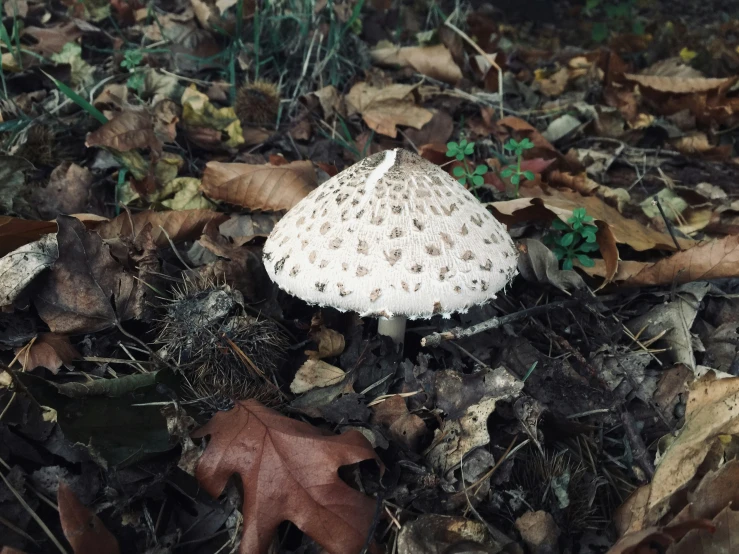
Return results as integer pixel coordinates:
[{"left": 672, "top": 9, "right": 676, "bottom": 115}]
[
  {"left": 201, "top": 160, "right": 317, "bottom": 212},
  {"left": 85, "top": 109, "right": 163, "bottom": 156},
  {"left": 192, "top": 399, "right": 382, "bottom": 554}
]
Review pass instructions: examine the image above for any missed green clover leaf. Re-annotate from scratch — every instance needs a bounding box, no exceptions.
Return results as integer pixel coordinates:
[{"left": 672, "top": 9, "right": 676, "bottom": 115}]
[
  {"left": 523, "top": 170, "right": 535, "bottom": 181},
  {"left": 452, "top": 165, "right": 465, "bottom": 177},
  {"left": 474, "top": 164, "right": 488, "bottom": 175},
  {"left": 472, "top": 175, "right": 484, "bottom": 187},
  {"left": 577, "top": 254, "right": 595, "bottom": 267}
]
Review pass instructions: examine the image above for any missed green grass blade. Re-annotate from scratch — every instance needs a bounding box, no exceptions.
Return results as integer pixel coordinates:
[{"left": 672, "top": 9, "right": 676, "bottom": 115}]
[{"left": 43, "top": 72, "right": 108, "bottom": 125}]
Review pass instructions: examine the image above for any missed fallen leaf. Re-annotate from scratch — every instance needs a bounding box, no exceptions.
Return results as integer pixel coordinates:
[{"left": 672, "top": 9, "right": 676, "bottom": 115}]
[
  {"left": 490, "top": 188, "right": 694, "bottom": 252},
  {"left": 201, "top": 160, "right": 316, "bottom": 211},
  {"left": 34, "top": 216, "right": 135, "bottom": 334},
  {"left": 427, "top": 370, "right": 522, "bottom": 475},
  {"left": 219, "top": 213, "right": 280, "bottom": 245},
  {"left": 371, "top": 395, "right": 426, "bottom": 451},
  {"left": 398, "top": 515, "right": 509, "bottom": 554},
  {"left": 181, "top": 85, "right": 244, "bottom": 149},
  {"left": 85, "top": 109, "right": 163, "bottom": 157},
  {"left": 515, "top": 511, "right": 560, "bottom": 554},
  {"left": 58, "top": 481, "right": 120, "bottom": 554},
  {"left": 96, "top": 209, "right": 228, "bottom": 248},
  {"left": 515, "top": 238, "right": 587, "bottom": 293},
  {"left": 627, "top": 282, "right": 709, "bottom": 370},
  {"left": 0, "top": 233, "right": 58, "bottom": 307},
  {"left": 403, "top": 109, "right": 454, "bottom": 148},
  {"left": 0, "top": 217, "right": 57, "bottom": 255},
  {"left": 290, "top": 358, "right": 346, "bottom": 394},
  {"left": 16, "top": 334, "right": 79, "bottom": 374},
  {"left": 23, "top": 22, "right": 81, "bottom": 56},
  {"left": 158, "top": 177, "right": 215, "bottom": 210},
  {"left": 587, "top": 235, "right": 739, "bottom": 288},
  {"left": 644, "top": 371, "right": 739, "bottom": 525},
  {"left": 371, "top": 43, "right": 463, "bottom": 85},
  {"left": 624, "top": 73, "right": 736, "bottom": 94},
  {"left": 192, "top": 399, "right": 382, "bottom": 554},
  {"left": 345, "top": 83, "right": 433, "bottom": 138},
  {"left": 37, "top": 162, "right": 93, "bottom": 219}
]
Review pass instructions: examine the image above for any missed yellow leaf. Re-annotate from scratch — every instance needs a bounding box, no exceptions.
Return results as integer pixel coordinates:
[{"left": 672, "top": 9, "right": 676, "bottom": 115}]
[
  {"left": 679, "top": 47, "right": 697, "bottom": 63},
  {"left": 181, "top": 85, "right": 244, "bottom": 148}
]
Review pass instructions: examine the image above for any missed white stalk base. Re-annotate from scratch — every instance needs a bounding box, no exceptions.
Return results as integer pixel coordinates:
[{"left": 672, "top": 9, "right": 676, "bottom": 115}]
[{"left": 377, "top": 316, "right": 407, "bottom": 345}]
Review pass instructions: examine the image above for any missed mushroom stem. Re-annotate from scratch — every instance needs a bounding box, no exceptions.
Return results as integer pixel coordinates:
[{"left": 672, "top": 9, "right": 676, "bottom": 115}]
[{"left": 378, "top": 316, "right": 407, "bottom": 344}]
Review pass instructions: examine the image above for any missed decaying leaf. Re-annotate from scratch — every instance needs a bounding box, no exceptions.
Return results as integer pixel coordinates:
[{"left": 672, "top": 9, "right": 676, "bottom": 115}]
[
  {"left": 398, "top": 515, "right": 511, "bottom": 554},
  {"left": 583, "top": 235, "right": 739, "bottom": 287},
  {"left": 0, "top": 233, "right": 58, "bottom": 307},
  {"left": 427, "top": 369, "right": 523, "bottom": 475},
  {"left": 515, "top": 238, "right": 587, "bottom": 293},
  {"left": 371, "top": 395, "right": 426, "bottom": 451},
  {"left": 623, "top": 73, "right": 736, "bottom": 94},
  {"left": 16, "top": 333, "right": 79, "bottom": 373},
  {"left": 37, "top": 162, "right": 93, "bottom": 219},
  {"left": 96, "top": 209, "right": 228, "bottom": 248},
  {"left": 85, "top": 109, "right": 163, "bottom": 157},
  {"left": 371, "top": 43, "right": 463, "bottom": 85},
  {"left": 626, "top": 282, "right": 709, "bottom": 371},
  {"left": 34, "top": 216, "right": 135, "bottom": 334},
  {"left": 181, "top": 85, "right": 245, "bottom": 149},
  {"left": 345, "top": 83, "right": 433, "bottom": 138},
  {"left": 290, "top": 358, "right": 346, "bottom": 394},
  {"left": 58, "top": 481, "right": 120, "bottom": 554},
  {"left": 192, "top": 399, "right": 381, "bottom": 554},
  {"left": 201, "top": 160, "right": 316, "bottom": 211}
]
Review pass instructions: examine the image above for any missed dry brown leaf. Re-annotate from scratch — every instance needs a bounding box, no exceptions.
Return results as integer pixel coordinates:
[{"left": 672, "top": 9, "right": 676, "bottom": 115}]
[
  {"left": 0, "top": 216, "right": 57, "bottom": 255},
  {"left": 624, "top": 73, "right": 737, "bottom": 94},
  {"left": 16, "top": 333, "right": 79, "bottom": 373},
  {"left": 23, "top": 22, "right": 81, "bottom": 56},
  {"left": 96, "top": 209, "right": 228, "bottom": 248},
  {"left": 644, "top": 372, "right": 739, "bottom": 525},
  {"left": 371, "top": 395, "right": 426, "bottom": 451},
  {"left": 35, "top": 216, "right": 136, "bottom": 334},
  {"left": 192, "top": 399, "right": 381, "bottom": 554},
  {"left": 37, "top": 162, "right": 93, "bottom": 219},
  {"left": 86, "top": 109, "right": 163, "bottom": 157},
  {"left": 290, "top": 358, "right": 346, "bottom": 394},
  {"left": 536, "top": 67, "right": 570, "bottom": 96},
  {"left": 371, "top": 43, "right": 463, "bottom": 85},
  {"left": 201, "top": 160, "right": 316, "bottom": 211},
  {"left": 581, "top": 235, "right": 739, "bottom": 287},
  {"left": 491, "top": 188, "right": 694, "bottom": 252},
  {"left": 345, "top": 83, "right": 433, "bottom": 138},
  {"left": 58, "top": 481, "right": 120, "bottom": 554}
]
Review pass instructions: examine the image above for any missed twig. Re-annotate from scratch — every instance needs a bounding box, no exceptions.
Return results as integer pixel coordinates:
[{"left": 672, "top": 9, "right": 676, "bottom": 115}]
[
  {"left": 652, "top": 197, "right": 682, "bottom": 252},
  {"left": 620, "top": 410, "right": 655, "bottom": 479},
  {"left": 443, "top": 18, "right": 504, "bottom": 118},
  {"left": 358, "top": 493, "right": 384, "bottom": 554},
  {"left": 421, "top": 299, "right": 580, "bottom": 347},
  {"left": 159, "top": 225, "right": 193, "bottom": 271}
]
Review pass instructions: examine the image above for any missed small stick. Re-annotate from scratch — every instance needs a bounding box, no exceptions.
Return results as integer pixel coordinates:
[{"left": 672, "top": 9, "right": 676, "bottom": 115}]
[
  {"left": 444, "top": 17, "right": 504, "bottom": 119},
  {"left": 620, "top": 410, "right": 655, "bottom": 479},
  {"left": 421, "top": 299, "right": 579, "bottom": 347},
  {"left": 653, "top": 197, "right": 682, "bottom": 252}
]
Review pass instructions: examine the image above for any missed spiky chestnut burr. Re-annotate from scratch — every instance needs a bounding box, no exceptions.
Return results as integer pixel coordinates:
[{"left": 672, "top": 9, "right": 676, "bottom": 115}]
[
  {"left": 234, "top": 80, "right": 280, "bottom": 128},
  {"left": 156, "top": 277, "right": 288, "bottom": 412}
]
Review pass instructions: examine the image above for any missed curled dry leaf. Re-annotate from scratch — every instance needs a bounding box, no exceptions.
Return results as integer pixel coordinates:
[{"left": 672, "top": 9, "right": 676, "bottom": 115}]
[
  {"left": 96, "top": 209, "right": 228, "bottom": 248},
  {"left": 201, "top": 160, "right": 316, "bottom": 212},
  {"left": 515, "top": 238, "right": 587, "bottom": 293},
  {"left": 0, "top": 233, "right": 58, "bottom": 308},
  {"left": 581, "top": 235, "right": 739, "bottom": 288},
  {"left": 371, "top": 395, "right": 426, "bottom": 451},
  {"left": 58, "top": 481, "right": 120, "bottom": 554},
  {"left": 192, "top": 399, "right": 382, "bottom": 554},
  {"left": 371, "top": 43, "right": 463, "bottom": 85},
  {"left": 85, "top": 109, "right": 163, "bottom": 157},
  {"left": 0, "top": 216, "right": 57, "bottom": 255},
  {"left": 345, "top": 83, "right": 433, "bottom": 138},
  {"left": 641, "top": 372, "right": 739, "bottom": 526},
  {"left": 623, "top": 73, "right": 737, "bottom": 94},
  {"left": 16, "top": 333, "right": 79, "bottom": 373}
]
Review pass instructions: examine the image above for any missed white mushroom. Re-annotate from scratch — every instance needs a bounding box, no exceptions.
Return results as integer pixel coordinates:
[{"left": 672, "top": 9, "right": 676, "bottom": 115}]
[{"left": 262, "top": 148, "right": 518, "bottom": 345}]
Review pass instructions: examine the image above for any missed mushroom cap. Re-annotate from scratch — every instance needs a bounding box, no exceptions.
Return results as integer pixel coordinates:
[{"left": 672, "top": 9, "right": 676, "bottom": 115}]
[{"left": 263, "top": 148, "right": 518, "bottom": 319}]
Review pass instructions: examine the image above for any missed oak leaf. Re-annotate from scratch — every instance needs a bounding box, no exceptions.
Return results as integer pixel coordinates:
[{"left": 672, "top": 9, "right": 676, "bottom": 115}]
[
  {"left": 16, "top": 333, "right": 79, "bottom": 373},
  {"left": 192, "top": 399, "right": 381, "bottom": 554},
  {"left": 201, "top": 160, "right": 316, "bottom": 211},
  {"left": 58, "top": 481, "right": 120, "bottom": 554}
]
